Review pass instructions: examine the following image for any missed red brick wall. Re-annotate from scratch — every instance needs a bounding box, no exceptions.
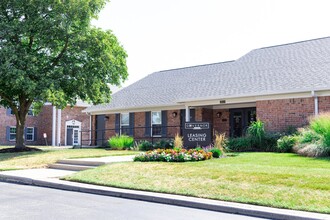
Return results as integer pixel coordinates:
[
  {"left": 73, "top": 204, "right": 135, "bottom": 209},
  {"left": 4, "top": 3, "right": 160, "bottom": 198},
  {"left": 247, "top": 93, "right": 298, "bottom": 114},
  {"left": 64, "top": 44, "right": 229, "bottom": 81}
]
[
  {"left": 104, "top": 114, "right": 116, "bottom": 141},
  {"left": 257, "top": 98, "right": 315, "bottom": 132},
  {"left": 0, "top": 106, "right": 53, "bottom": 145},
  {"left": 134, "top": 112, "right": 145, "bottom": 139},
  {"left": 213, "top": 109, "right": 230, "bottom": 136},
  {"left": 167, "top": 110, "right": 181, "bottom": 137},
  {"left": 318, "top": 96, "right": 330, "bottom": 113}
]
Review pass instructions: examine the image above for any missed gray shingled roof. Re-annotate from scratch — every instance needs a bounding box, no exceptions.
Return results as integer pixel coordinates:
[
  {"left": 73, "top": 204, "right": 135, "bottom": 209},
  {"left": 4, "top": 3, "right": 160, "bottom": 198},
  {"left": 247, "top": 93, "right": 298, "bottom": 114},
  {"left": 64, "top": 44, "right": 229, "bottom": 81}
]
[{"left": 86, "top": 37, "right": 330, "bottom": 113}]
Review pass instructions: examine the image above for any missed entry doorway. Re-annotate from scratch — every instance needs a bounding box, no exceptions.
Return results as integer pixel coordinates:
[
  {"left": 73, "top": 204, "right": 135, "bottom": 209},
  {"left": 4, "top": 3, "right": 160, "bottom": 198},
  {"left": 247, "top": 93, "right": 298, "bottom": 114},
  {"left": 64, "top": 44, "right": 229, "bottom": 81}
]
[
  {"left": 229, "top": 108, "right": 256, "bottom": 137},
  {"left": 65, "top": 120, "right": 81, "bottom": 146}
]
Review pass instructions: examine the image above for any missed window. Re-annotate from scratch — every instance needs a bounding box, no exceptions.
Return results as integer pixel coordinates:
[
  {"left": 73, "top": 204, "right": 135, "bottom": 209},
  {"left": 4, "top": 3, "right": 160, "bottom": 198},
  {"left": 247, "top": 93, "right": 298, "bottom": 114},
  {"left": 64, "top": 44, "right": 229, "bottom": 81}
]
[
  {"left": 151, "top": 111, "right": 162, "bottom": 136},
  {"left": 9, "top": 106, "right": 34, "bottom": 116},
  {"left": 9, "top": 127, "right": 16, "bottom": 141},
  {"left": 26, "top": 127, "right": 34, "bottom": 141},
  {"left": 120, "top": 113, "right": 130, "bottom": 135}
]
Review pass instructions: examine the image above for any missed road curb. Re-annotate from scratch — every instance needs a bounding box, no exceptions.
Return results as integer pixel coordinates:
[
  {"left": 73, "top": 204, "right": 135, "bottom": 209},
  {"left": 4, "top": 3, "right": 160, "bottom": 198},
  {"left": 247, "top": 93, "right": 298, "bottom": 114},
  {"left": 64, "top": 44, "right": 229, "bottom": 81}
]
[{"left": 0, "top": 174, "right": 329, "bottom": 220}]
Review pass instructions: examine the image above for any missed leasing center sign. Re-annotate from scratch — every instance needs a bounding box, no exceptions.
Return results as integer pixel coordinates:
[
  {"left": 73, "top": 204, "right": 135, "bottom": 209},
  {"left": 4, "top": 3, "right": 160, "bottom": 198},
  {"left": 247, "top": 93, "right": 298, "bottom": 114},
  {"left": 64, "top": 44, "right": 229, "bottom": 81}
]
[{"left": 183, "top": 122, "right": 212, "bottom": 148}]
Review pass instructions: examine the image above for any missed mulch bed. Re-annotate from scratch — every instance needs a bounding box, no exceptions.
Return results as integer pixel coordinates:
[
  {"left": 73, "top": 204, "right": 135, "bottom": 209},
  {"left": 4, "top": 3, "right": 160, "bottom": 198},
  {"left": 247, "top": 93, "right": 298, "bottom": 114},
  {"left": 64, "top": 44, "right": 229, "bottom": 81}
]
[{"left": 0, "top": 147, "right": 42, "bottom": 153}]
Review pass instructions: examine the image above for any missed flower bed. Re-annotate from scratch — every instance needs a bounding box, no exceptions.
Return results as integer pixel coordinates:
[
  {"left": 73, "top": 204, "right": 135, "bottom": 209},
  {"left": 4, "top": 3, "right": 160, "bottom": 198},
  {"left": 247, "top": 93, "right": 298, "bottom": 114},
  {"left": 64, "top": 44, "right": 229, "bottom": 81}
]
[{"left": 134, "top": 149, "right": 213, "bottom": 162}]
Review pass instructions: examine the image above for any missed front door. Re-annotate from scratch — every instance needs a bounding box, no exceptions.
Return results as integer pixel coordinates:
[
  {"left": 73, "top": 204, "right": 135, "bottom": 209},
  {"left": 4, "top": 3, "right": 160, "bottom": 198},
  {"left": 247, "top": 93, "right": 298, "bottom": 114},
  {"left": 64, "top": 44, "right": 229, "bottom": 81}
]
[
  {"left": 230, "top": 108, "right": 256, "bottom": 137},
  {"left": 73, "top": 128, "right": 80, "bottom": 145}
]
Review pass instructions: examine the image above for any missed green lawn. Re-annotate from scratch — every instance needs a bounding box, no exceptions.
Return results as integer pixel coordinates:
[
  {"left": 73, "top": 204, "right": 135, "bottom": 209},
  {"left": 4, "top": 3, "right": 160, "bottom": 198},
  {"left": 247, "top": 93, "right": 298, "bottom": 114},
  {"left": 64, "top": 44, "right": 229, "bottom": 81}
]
[
  {"left": 0, "top": 147, "right": 139, "bottom": 171},
  {"left": 64, "top": 153, "right": 330, "bottom": 213}
]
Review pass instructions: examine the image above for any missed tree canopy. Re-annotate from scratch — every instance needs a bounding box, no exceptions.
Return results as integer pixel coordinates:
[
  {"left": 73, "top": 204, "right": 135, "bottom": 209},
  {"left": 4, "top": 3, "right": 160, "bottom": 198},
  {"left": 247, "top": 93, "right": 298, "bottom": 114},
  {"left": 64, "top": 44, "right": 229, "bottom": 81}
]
[{"left": 0, "top": 0, "right": 128, "bottom": 148}]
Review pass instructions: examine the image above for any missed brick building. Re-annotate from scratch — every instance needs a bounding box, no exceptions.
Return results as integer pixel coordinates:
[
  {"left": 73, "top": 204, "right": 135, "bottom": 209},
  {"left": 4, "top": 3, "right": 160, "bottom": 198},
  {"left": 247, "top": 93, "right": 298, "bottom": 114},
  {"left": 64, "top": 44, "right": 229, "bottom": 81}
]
[
  {"left": 84, "top": 37, "right": 330, "bottom": 145},
  {"left": 0, "top": 102, "right": 91, "bottom": 146}
]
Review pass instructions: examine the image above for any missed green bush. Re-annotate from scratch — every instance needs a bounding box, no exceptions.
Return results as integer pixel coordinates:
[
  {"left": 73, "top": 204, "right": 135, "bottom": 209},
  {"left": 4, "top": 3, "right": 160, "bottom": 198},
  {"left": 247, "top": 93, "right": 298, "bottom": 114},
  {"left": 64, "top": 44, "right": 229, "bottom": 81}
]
[
  {"left": 276, "top": 135, "right": 297, "bottom": 153},
  {"left": 210, "top": 148, "right": 222, "bottom": 158},
  {"left": 310, "top": 113, "right": 330, "bottom": 147},
  {"left": 226, "top": 137, "right": 252, "bottom": 152},
  {"left": 138, "top": 140, "right": 154, "bottom": 151},
  {"left": 246, "top": 120, "right": 265, "bottom": 148},
  {"left": 154, "top": 139, "right": 174, "bottom": 149},
  {"left": 108, "top": 135, "right": 134, "bottom": 150},
  {"left": 299, "top": 128, "right": 321, "bottom": 144}
]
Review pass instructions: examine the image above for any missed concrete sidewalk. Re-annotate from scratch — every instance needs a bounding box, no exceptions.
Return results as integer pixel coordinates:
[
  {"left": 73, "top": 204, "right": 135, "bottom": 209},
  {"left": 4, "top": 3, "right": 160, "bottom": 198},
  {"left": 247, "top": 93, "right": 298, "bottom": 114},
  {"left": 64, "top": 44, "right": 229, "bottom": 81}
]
[{"left": 0, "top": 156, "right": 329, "bottom": 220}]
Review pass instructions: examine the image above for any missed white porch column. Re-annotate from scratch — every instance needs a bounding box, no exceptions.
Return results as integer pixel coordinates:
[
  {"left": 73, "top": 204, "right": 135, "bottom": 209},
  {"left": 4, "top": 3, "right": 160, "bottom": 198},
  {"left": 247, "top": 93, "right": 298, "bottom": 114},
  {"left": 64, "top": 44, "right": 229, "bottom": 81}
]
[
  {"left": 185, "top": 106, "right": 190, "bottom": 122},
  {"left": 312, "top": 91, "right": 319, "bottom": 115},
  {"left": 52, "top": 106, "right": 56, "bottom": 146},
  {"left": 57, "top": 109, "right": 62, "bottom": 146}
]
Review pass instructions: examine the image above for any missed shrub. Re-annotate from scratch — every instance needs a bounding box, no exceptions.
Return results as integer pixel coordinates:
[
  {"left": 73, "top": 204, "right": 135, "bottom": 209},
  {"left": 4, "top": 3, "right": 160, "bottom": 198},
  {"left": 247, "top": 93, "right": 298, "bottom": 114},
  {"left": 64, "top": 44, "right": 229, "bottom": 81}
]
[
  {"left": 108, "top": 135, "right": 134, "bottom": 150},
  {"left": 276, "top": 135, "right": 297, "bottom": 153},
  {"left": 226, "top": 137, "right": 252, "bottom": 152},
  {"left": 310, "top": 113, "right": 330, "bottom": 147},
  {"left": 134, "top": 148, "right": 213, "bottom": 162},
  {"left": 154, "top": 139, "right": 174, "bottom": 149},
  {"left": 298, "top": 128, "right": 321, "bottom": 144},
  {"left": 210, "top": 148, "right": 222, "bottom": 158},
  {"left": 261, "top": 133, "right": 282, "bottom": 152},
  {"left": 138, "top": 140, "right": 154, "bottom": 151},
  {"left": 246, "top": 120, "right": 265, "bottom": 148}
]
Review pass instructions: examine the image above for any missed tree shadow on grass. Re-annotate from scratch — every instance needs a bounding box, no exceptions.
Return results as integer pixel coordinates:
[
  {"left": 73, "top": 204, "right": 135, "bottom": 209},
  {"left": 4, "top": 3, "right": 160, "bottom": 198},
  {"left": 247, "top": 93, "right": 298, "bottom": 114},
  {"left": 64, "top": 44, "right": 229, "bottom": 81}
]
[{"left": 0, "top": 147, "right": 48, "bottom": 162}]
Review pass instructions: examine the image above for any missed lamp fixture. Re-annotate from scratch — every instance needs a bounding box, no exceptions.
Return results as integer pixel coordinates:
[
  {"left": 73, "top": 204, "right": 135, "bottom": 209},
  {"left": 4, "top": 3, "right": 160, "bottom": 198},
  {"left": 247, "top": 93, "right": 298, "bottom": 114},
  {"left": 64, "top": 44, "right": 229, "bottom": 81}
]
[
  {"left": 216, "top": 112, "right": 222, "bottom": 118},
  {"left": 172, "top": 111, "right": 178, "bottom": 118}
]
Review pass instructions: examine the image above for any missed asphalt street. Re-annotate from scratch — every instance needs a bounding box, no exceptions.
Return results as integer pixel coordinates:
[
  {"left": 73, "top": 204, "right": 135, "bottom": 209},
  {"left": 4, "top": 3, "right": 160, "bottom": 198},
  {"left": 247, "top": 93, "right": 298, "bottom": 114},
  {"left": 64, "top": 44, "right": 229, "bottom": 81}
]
[{"left": 0, "top": 182, "right": 268, "bottom": 220}]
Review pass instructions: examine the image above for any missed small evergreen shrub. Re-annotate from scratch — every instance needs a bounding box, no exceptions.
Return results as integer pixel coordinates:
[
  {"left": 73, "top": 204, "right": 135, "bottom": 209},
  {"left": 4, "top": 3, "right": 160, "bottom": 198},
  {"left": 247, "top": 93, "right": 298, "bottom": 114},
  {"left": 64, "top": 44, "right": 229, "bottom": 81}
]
[
  {"left": 210, "top": 148, "right": 222, "bottom": 158},
  {"left": 108, "top": 135, "right": 134, "bottom": 150},
  {"left": 138, "top": 140, "right": 154, "bottom": 151},
  {"left": 276, "top": 135, "right": 297, "bottom": 153},
  {"left": 154, "top": 139, "right": 174, "bottom": 149}
]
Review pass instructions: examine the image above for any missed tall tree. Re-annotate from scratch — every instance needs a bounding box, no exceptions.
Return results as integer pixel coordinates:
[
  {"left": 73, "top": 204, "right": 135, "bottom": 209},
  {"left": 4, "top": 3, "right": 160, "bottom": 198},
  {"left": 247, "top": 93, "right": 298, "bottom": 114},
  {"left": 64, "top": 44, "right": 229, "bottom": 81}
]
[{"left": 0, "top": 0, "right": 127, "bottom": 150}]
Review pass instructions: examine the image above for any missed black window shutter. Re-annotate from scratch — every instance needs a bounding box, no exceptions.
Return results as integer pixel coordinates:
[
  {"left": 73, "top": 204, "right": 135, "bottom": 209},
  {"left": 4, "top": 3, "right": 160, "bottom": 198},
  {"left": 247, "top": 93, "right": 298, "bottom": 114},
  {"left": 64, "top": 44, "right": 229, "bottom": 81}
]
[
  {"left": 129, "top": 113, "right": 134, "bottom": 136},
  {"left": 190, "top": 109, "right": 196, "bottom": 122},
  {"left": 161, "top": 111, "right": 167, "bottom": 137},
  {"left": 6, "top": 108, "right": 12, "bottom": 115},
  {"left": 34, "top": 127, "right": 37, "bottom": 141},
  {"left": 115, "top": 114, "right": 120, "bottom": 134},
  {"left": 145, "top": 112, "right": 151, "bottom": 137},
  {"left": 6, "top": 126, "right": 10, "bottom": 141}
]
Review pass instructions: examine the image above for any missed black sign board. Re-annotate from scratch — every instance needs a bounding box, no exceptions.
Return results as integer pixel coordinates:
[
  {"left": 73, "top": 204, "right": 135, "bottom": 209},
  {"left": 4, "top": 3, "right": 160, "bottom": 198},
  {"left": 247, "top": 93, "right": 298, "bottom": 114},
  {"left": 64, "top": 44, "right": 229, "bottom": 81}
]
[{"left": 183, "top": 122, "right": 212, "bottom": 148}]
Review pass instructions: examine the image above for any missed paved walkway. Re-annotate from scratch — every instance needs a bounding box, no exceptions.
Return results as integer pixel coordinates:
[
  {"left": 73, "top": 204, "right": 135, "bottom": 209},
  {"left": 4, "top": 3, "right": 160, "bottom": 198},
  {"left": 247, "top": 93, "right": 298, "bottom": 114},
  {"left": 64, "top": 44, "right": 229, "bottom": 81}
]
[{"left": 0, "top": 156, "right": 329, "bottom": 220}]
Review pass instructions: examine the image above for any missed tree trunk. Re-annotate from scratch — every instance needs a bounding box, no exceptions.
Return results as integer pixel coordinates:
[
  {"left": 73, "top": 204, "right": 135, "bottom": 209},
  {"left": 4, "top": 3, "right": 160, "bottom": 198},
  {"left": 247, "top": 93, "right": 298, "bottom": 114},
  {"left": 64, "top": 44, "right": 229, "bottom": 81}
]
[
  {"left": 15, "top": 120, "right": 26, "bottom": 149},
  {"left": 14, "top": 99, "right": 31, "bottom": 149}
]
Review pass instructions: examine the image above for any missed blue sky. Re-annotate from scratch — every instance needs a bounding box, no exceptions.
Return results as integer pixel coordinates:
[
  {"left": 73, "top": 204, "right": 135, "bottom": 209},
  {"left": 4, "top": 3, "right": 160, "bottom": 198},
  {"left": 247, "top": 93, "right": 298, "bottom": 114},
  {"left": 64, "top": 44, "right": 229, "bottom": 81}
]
[{"left": 93, "top": 0, "right": 330, "bottom": 88}]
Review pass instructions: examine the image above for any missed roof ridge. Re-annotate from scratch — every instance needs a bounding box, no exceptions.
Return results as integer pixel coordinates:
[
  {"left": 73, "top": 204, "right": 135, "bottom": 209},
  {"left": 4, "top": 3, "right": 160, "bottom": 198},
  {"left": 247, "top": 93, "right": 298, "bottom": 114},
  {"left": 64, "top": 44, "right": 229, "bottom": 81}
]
[
  {"left": 257, "top": 36, "right": 330, "bottom": 51},
  {"left": 156, "top": 60, "right": 235, "bottom": 73}
]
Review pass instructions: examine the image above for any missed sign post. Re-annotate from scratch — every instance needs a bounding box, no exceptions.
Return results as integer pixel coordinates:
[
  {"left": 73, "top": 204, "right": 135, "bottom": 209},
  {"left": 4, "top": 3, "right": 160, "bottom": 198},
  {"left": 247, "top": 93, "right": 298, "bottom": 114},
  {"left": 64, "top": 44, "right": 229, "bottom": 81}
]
[{"left": 183, "top": 122, "right": 212, "bottom": 148}]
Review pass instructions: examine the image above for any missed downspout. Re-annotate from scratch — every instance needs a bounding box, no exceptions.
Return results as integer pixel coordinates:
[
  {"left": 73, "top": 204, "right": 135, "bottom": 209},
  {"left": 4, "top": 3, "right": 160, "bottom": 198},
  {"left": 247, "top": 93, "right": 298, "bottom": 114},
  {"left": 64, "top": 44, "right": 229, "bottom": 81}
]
[
  {"left": 312, "top": 90, "right": 319, "bottom": 116},
  {"left": 52, "top": 106, "right": 56, "bottom": 146}
]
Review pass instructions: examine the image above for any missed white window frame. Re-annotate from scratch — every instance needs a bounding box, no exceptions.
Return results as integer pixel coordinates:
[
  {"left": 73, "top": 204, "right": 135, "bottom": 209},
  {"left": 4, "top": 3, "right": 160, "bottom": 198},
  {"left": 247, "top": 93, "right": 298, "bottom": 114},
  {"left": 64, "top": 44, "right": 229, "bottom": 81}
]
[
  {"left": 120, "top": 113, "right": 130, "bottom": 135},
  {"left": 9, "top": 127, "right": 16, "bottom": 141},
  {"left": 151, "top": 111, "right": 162, "bottom": 137},
  {"left": 26, "top": 127, "right": 34, "bottom": 141}
]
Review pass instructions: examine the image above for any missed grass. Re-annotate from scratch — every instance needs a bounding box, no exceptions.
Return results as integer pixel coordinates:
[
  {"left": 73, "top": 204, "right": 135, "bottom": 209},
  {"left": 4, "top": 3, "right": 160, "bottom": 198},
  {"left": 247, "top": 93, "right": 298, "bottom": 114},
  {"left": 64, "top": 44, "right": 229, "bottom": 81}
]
[
  {"left": 64, "top": 153, "right": 330, "bottom": 213},
  {"left": 0, "top": 146, "right": 139, "bottom": 171}
]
